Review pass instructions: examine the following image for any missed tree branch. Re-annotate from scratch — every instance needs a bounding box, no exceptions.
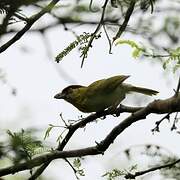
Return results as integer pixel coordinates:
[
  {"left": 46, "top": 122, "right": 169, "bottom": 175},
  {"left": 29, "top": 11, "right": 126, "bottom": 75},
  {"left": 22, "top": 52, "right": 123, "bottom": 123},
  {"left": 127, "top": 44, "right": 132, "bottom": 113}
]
[
  {"left": 28, "top": 104, "right": 142, "bottom": 179},
  {"left": 80, "top": 0, "right": 109, "bottom": 67},
  {"left": 113, "top": 0, "right": 136, "bottom": 41},
  {"left": 175, "top": 76, "right": 180, "bottom": 96},
  {"left": 28, "top": 103, "right": 141, "bottom": 179},
  {"left": 0, "top": 0, "right": 60, "bottom": 54},
  {"left": 1, "top": 94, "right": 180, "bottom": 177},
  {"left": 125, "top": 158, "right": 180, "bottom": 179}
]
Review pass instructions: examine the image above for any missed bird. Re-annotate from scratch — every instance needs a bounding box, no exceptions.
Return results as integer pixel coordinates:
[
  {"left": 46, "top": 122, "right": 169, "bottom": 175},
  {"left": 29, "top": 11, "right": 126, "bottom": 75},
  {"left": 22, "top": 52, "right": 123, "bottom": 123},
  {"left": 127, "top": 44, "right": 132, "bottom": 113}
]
[{"left": 54, "top": 75, "right": 158, "bottom": 113}]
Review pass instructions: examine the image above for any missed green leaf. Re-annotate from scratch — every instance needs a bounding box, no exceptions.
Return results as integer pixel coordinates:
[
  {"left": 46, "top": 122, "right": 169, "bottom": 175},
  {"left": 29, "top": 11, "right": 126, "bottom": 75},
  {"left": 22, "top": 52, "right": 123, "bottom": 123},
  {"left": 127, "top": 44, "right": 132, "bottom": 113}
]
[
  {"left": 44, "top": 125, "right": 54, "bottom": 140},
  {"left": 102, "top": 169, "right": 125, "bottom": 180},
  {"left": 115, "top": 39, "right": 144, "bottom": 59},
  {"left": 7, "top": 129, "right": 46, "bottom": 163},
  {"left": 55, "top": 32, "right": 91, "bottom": 63},
  {"left": 73, "top": 158, "right": 85, "bottom": 177},
  {"left": 73, "top": 158, "right": 81, "bottom": 169}
]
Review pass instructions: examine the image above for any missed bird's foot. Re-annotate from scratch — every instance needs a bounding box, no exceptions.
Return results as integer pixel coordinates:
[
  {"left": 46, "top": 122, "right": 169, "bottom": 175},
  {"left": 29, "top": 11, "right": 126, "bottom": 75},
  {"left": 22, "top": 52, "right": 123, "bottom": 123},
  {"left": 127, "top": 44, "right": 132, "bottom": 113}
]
[
  {"left": 96, "top": 110, "right": 107, "bottom": 119},
  {"left": 107, "top": 106, "right": 120, "bottom": 117}
]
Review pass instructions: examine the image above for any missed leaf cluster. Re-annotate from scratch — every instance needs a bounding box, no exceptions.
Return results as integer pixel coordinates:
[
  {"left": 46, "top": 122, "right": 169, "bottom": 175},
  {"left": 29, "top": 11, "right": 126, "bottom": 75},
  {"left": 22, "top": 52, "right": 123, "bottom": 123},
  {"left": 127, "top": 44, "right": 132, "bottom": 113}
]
[
  {"left": 6, "top": 129, "right": 47, "bottom": 164},
  {"left": 163, "top": 47, "right": 180, "bottom": 73},
  {"left": 73, "top": 158, "right": 85, "bottom": 177},
  {"left": 55, "top": 32, "right": 101, "bottom": 63},
  {"left": 115, "top": 39, "right": 145, "bottom": 58},
  {"left": 102, "top": 165, "right": 138, "bottom": 180},
  {"left": 115, "top": 39, "right": 180, "bottom": 73}
]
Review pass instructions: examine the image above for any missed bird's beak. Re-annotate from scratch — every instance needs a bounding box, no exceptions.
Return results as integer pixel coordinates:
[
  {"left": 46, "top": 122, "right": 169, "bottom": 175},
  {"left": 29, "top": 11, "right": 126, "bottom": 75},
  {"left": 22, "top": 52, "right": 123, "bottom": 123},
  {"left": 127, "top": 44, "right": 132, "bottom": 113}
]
[
  {"left": 122, "top": 75, "right": 130, "bottom": 82},
  {"left": 54, "top": 92, "right": 65, "bottom": 99}
]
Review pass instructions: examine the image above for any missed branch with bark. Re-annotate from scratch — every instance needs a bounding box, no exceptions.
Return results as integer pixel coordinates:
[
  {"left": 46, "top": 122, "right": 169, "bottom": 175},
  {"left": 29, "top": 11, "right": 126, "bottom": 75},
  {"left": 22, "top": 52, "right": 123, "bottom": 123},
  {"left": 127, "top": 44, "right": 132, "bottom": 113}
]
[
  {"left": 125, "top": 158, "right": 180, "bottom": 179},
  {"left": 0, "top": 93, "right": 180, "bottom": 178},
  {"left": 0, "top": 0, "right": 60, "bottom": 54}
]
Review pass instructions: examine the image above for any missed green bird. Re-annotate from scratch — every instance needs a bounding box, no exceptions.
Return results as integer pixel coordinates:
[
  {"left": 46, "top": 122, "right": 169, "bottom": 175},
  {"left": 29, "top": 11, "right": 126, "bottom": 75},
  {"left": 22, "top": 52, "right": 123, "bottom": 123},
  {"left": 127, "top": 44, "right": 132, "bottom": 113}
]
[{"left": 54, "top": 75, "right": 158, "bottom": 113}]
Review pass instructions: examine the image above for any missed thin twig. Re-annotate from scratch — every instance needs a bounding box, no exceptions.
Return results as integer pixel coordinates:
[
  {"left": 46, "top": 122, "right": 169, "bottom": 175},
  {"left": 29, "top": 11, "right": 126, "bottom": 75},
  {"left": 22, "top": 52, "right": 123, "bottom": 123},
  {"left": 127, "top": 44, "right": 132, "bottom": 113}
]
[
  {"left": 89, "top": 0, "right": 98, "bottom": 12},
  {"left": 144, "top": 54, "right": 171, "bottom": 58},
  {"left": 171, "top": 112, "right": 179, "bottom": 131},
  {"left": 113, "top": 0, "right": 136, "bottom": 41},
  {"left": 59, "top": 113, "right": 69, "bottom": 127},
  {"left": 175, "top": 76, "right": 180, "bottom": 96},
  {"left": 28, "top": 161, "right": 50, "bottom": 180},
  {"left": 14, "top": 12, "right": 28, "bottom": 22},
  {"left": 81, "top": 0, "right": 109, "bottom": 67},
  {"left": 151, "top": 113, "right": 171, "bottom": 133},
  {"left": 103, "top": 24, "right": 112, "bottom": 54},
  {"left": 125, "top": 159, "right": 180, "bottom": 179},
  {"left": 64, "top": 158, "right": 79, "bottom": 179}
]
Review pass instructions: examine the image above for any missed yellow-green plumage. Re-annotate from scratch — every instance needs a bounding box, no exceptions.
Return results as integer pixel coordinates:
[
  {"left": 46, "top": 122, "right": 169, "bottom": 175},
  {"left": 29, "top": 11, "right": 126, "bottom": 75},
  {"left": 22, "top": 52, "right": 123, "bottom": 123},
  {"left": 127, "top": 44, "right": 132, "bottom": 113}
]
[{"left": 54, "top": 75, "right": 158, "bottom": 113}]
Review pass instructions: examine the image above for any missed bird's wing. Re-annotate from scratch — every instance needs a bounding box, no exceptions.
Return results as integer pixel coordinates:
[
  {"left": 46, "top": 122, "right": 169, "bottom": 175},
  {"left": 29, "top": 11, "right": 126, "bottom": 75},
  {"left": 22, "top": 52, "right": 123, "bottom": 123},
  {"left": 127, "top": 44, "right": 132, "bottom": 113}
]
[{"left": 86, "top": 75, "right": 129, "bottom": 97}]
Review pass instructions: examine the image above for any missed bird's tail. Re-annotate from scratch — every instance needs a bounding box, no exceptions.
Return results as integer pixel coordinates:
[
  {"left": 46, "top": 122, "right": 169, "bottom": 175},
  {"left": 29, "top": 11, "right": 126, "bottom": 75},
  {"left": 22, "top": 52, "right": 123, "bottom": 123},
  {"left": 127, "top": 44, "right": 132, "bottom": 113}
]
[{"left": 128, "top": 85, "right": 158, "bottom": 96}]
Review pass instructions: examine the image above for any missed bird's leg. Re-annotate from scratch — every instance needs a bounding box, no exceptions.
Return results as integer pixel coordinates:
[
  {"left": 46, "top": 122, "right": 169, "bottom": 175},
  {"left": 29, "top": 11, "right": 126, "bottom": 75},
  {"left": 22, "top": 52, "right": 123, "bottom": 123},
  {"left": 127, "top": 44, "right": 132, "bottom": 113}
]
[
  {"left": 115, "top": 104, "right": 122, "bottom": 117},
  {"left": 107, "top": 104, "right": 120, "bottom": 117}
]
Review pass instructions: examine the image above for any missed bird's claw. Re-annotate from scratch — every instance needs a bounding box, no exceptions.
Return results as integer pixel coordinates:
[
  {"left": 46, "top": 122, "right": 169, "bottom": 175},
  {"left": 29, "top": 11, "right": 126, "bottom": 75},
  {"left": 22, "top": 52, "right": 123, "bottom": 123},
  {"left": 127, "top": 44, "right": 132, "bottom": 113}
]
[{"left": 107, "top": 106, "right": 120, "bottom": 117}]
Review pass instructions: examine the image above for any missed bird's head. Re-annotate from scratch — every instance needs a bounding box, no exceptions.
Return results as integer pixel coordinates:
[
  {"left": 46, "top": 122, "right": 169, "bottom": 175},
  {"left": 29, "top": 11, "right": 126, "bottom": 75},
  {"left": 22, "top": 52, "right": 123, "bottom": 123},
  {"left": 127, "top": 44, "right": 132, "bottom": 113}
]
[{"left": 54, "top": 85, "right": 84, "bottom": 101}]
